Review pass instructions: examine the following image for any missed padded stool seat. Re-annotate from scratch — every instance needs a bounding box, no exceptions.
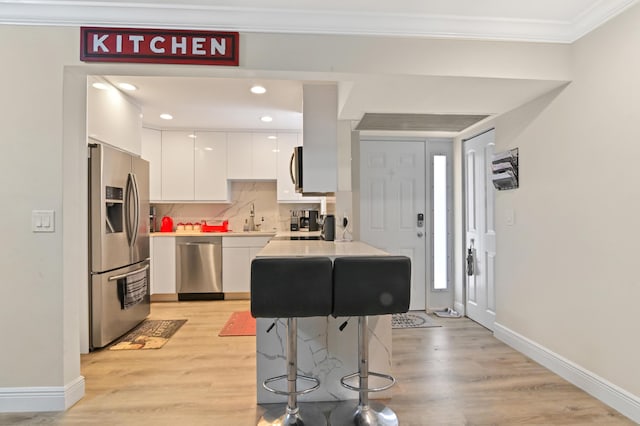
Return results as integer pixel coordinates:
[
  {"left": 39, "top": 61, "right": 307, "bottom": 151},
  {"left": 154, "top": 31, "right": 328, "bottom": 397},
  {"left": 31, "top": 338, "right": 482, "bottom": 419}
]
[
  {"left": 330, "top": 256, "right": 411, "bottom": 426},
  {"left": 251, "top": 257, "right": 333, "bottom": 426}
]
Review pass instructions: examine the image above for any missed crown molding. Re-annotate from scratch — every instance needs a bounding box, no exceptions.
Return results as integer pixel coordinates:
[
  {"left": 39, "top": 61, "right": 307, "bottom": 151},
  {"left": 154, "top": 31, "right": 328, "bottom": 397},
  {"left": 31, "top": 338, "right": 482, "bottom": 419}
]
[{"left": 0, "top": 0, "right": 637, "bottom": 43}]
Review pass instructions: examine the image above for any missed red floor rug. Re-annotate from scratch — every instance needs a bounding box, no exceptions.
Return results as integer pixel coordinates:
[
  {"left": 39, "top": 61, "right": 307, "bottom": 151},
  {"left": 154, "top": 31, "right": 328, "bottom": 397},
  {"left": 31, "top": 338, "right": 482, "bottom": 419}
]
[{"left": 218, "top": 311, "right": 256, "bottom": 336}]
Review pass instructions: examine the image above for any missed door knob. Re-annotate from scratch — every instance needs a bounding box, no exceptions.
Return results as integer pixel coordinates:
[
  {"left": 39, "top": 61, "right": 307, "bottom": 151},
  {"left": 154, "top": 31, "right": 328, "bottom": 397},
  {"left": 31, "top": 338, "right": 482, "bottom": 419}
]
[{"left": 417, "top": 231, "right": 424, "bottom": 237}]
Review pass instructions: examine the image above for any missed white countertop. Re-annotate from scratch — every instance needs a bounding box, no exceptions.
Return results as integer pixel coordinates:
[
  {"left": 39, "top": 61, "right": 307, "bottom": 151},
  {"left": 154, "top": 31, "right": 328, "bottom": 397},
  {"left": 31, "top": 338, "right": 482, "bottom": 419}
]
[
  {"left": 256, "top": 240, "right": 387, "bottom": 258},
  {"left": 150, "top": 231, "right": 276, "bottom": 237}
]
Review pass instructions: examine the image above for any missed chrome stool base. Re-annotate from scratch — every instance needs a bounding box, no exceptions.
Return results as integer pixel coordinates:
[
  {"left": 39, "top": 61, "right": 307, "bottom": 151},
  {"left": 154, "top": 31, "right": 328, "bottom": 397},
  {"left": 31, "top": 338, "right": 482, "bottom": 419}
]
[
  {"left": 329, "top": 401, "right": 398, "bottom": 426},
  {"left": 259, "top": 404, "right": 327, "bottom": 426}
]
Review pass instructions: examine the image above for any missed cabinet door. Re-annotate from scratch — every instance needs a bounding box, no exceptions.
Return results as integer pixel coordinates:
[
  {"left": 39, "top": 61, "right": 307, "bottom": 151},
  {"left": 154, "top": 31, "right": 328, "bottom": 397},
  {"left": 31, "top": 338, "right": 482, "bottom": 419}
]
[
  {"left": 302, "top": 84, "right": 337, "bottom": 193},
  {"left": 141, "top": 128, "right": 162, "bottom": 201},
  {"left": 227, "top": 132, "right": 253, "bottom": 179},
  {"left": 194, "top": 131, "right": 228, "bottom": 201},
  {"left": 151, "top": 237, "right": 176, "bottom": 294},
  {"left": 161, "top": 131, "right": 194, "bottom": 200},
  {"left": 222, "top": 247, "right": 250, "bottom": 292},
  {"left": 252, "top": 132, "right": 278, "bottom": 179},
  {"left": 87, "top": 76, "right": 142, "bottom": 156}
]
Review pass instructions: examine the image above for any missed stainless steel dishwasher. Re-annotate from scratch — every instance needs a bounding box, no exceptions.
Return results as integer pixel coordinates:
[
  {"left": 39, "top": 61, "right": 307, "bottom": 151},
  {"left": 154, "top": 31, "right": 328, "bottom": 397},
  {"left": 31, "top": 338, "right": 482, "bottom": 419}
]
[{"left": 176, "top": 238, "right": 223, "bottom": 301}]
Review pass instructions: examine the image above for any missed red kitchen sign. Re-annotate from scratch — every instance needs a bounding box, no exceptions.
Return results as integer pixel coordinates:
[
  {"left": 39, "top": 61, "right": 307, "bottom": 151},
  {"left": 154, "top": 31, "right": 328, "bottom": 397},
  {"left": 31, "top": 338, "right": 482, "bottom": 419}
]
[{"left": 80, "top": 27, "right": 239, "bottom": 66}]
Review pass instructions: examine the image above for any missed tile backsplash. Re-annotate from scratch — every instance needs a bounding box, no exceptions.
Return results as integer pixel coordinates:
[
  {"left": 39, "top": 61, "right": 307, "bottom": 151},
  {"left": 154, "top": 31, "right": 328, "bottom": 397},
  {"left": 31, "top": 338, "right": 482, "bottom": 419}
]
[{"left": 153, "top": 181, "right": 323, "bottom": 232}]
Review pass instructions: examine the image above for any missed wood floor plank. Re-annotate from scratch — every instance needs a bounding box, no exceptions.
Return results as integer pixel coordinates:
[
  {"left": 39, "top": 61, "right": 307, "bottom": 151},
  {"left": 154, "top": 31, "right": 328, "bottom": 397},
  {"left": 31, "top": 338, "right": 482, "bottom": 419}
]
[{"left": 0, "top": 300, "right": 633, "bottom": 425}]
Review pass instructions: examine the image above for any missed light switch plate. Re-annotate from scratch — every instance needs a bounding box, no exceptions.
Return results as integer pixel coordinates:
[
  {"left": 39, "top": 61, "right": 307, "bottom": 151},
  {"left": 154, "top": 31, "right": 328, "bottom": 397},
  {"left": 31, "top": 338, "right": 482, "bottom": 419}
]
[{"left": 32, "top": 210, "right": 55, "bottom": 232}]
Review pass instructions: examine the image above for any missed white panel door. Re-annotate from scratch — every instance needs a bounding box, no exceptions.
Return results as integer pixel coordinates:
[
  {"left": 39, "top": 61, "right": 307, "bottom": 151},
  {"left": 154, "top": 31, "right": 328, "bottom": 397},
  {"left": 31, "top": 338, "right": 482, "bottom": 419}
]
[
  {"left": 252, "top": 132, "right": 277, "bottom": 179},
  {"left": 360, "top": 140, "right": 427, "bottom": 311},
  {"left": 194, "top": 131, "right": 228, "bottom": 201},
  {"left": 141, "top": 128, "right": 162, "bottom": 201},
  {"left": 161, "top": 131, "right": 194, "bottom": 200},
  {"left": 464, "top": 129, "right": 496, "bottom": 330},
  {"left": 227, "top": 132, "right": 253, "bottom": 179}
]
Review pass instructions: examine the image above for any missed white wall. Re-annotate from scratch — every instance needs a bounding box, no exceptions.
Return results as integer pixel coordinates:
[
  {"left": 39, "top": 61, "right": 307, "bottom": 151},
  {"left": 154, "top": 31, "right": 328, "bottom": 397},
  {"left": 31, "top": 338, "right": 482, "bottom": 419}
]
[
  {"left": 456, "top": 0, "right": 640, "bottom": 408},
  {"left": 0, "top": 20, "right": 621, "bottom": 413},
  {"left": 0, "top": 25, "right": 82, "bottom": 398}
]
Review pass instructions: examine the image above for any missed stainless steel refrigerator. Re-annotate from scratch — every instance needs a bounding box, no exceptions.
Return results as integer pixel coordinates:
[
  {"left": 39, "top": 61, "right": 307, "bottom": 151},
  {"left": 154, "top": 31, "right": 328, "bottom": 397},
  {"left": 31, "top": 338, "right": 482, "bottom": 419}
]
[{"left": 88, "top": 142, "right": 150, "bottom": 350}]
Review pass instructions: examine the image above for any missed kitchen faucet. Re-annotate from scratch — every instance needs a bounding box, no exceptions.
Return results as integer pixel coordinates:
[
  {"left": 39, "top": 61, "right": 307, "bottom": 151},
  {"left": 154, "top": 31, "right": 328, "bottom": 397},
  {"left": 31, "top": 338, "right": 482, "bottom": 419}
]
[{"left": 248, "top": 203, "right": 256, "bottom": 231}]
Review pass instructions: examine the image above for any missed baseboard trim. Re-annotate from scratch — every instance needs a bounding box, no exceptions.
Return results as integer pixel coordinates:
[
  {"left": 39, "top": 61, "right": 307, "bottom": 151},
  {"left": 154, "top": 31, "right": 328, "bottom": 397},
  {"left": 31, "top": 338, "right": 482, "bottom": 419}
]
[
  {"left": 223, "top": 292, "right": 250, "bottom": 300},
  {"left": 494, "top": 323, "right": 640, "bottom": 423},
  {"left": 0, "top": 376, "right": 85, "bottom": 413},
  {"left": 453, "top": 301, "right": 466, "bottom": 316},
  {"left": 150, "top": 293, "right": 178, "bottom": 302}
]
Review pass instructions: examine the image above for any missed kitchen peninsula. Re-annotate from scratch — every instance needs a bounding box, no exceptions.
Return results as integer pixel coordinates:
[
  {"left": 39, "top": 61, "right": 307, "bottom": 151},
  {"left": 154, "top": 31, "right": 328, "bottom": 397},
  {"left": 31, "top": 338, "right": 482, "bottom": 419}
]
[{"left": 254, "top": 239, "right": 394, "bottom": 403}]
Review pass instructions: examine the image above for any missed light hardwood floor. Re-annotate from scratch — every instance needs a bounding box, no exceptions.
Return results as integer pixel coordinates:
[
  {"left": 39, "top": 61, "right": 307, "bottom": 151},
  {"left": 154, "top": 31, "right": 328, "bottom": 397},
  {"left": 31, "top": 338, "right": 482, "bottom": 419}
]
[{"left": 0, "top": 300, "right": 633, "bottom": 425}]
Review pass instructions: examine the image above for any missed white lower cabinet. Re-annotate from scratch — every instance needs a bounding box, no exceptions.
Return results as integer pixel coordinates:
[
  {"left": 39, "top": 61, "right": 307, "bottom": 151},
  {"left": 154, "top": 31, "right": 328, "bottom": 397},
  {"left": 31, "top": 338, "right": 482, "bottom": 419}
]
[
  {"left": 150, "top": 237, "right": 176, "bottom": 294},
  {"left": 222, "top": 236, "right": 271, "bottom": 295}
]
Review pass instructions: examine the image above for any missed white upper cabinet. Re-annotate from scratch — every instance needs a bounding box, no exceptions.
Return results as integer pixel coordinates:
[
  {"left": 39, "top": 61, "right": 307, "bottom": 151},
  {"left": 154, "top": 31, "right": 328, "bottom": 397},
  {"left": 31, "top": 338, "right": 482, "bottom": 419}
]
[
  {"left": 302, "top": 84, "right": 337, "bottom": 193},
  {"left": 141, "top": 128, "right": 162, "bottom": 201},
  {"left": 161, "top": 131, "right": 194, "bottom": 201},
  {"left": 227, "top": 132, "right": 253, "bottom": 179},
  {"left": 252, "top": 132, "right": 278, "bottom": 179},
  {"left": 227, "top": 132, "right": 277, "bottom": 180},
  {"left": 87, "top": 76, "right": 142, "bottom": 156},
  {"left": 194, "top": 131, "right": 229, "bottom": 201}
]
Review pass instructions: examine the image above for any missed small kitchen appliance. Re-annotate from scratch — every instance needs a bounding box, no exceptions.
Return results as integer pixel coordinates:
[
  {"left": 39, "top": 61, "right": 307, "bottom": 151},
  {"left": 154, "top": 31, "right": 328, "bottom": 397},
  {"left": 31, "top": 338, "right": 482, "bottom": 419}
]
[
  {"left": 320, "top": 214, "right": 335, "bottom": 241},
  {"left": 290, "top": 211, "right": 299, "bottom": 231},
  {"left": 299, "top": 209, "right": 319, "bottom": 231},
  {"left": 160, "top": 216, "right": 173, "bottom": 232}
]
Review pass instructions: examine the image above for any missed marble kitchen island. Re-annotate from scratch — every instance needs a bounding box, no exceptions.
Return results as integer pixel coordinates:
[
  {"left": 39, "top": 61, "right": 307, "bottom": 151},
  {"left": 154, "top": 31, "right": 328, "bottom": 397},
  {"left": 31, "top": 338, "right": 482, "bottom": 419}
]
[{"left": 254, "top": 239, "right": 394, "bottom": 403}]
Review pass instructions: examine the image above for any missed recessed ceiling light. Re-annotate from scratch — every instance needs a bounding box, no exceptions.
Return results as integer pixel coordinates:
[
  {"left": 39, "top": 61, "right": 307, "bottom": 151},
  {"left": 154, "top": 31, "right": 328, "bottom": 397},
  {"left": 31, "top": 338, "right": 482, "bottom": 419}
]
[
  {"left": 160, "top": 113, "right": 173, "bottom": 120},
  {"left": 204, "top": 147, "right": 214, "bottom": 151},
  {"left": 260, "top": 115, "right": 273, "bottom": 123},
  {"left": 92, "top": 82, "right": 110, "bottom": 90},
  {"left": 117, "top": 82, "right": 137, "bottom": 91},
  {"left": 267, "top": 135, "right": 277, "bottom": 140},
  {"left": 188, "top": 134, "right": 197, "bottom": 139},
  {"left": 250, "top": 85, "right": 266, "bottom": 94}
]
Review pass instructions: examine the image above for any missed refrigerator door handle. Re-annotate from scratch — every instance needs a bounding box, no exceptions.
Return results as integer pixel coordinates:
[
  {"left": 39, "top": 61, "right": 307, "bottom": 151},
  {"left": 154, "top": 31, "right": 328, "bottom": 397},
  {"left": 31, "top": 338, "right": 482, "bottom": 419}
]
[
  {"left": 107, "top": 264, "right": 150, "bottom": 281},
  {"left": 130, "top": 173, "right": 140, "bottom": 247},
  {"left": 124, "top": 173, "right": 133, "bottom": 246}
]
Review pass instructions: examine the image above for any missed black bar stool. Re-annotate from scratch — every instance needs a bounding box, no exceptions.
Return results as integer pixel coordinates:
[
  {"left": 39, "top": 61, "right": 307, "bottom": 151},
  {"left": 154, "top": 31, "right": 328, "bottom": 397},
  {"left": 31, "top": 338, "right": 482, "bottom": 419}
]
[
  {"left": 251, "top": 256, "right": 333, "bottom": 426},
  {"left": 330, "top": 256, "right": 411, "bottom": 426}
]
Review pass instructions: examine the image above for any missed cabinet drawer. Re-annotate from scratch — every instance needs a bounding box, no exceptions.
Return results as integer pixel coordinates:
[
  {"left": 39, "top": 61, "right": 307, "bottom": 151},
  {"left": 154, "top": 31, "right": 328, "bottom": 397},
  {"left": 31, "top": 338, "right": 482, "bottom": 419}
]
[{"left": 222, "top": 236, "right": 272, "bottom": 248}]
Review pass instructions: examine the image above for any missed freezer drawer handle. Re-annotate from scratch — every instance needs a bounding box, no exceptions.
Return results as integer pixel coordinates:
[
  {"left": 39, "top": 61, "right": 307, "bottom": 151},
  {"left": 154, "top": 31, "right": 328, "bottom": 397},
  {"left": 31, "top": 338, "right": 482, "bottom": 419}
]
[{"left": 108, "top": 264, "right": 150, "bottom": 281}]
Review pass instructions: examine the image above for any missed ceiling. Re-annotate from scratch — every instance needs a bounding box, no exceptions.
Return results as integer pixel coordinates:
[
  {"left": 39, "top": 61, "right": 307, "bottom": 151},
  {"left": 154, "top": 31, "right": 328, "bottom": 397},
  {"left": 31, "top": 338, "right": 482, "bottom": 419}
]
[
  {"left": 69, "top": 1, "right": 637, "bottom": 132},
  {"left": 3, "top": 0, "right": 637, "bottom": 42}
]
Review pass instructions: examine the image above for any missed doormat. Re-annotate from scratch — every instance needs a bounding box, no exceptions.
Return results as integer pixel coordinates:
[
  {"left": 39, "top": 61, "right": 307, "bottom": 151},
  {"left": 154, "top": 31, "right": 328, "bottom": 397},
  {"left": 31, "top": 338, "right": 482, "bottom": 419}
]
[
  {"left": 392, "top": 311, "right": 440, "bottom": 329},
  {"left": 109, "top": 319, "right": 187, "bottom": 350},
  {"left": 219, "top": 311, "right": 256, "bottom": 337},
  {"left": 433, "top": 307, "right": 462, "bottom": 318}
]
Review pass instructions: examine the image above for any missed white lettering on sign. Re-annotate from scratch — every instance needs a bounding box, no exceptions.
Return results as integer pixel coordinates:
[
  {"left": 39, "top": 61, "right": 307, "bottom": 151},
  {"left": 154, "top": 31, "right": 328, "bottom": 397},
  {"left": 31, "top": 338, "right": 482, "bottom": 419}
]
[
  {"left": 192, "top": 37, "right": 206, "bottom": 55},
  {"left": 172, "top": 37, "right": 187, "bottom": 55},
  {"left": 150, "top": 36, "right": 165, "bottom": 54},
  {"left": 129, "top": 35, "right": 144, "bottom": 53},
  {"left": 212, "top": 39, "right": 226, "bottom": 55},
  {"left": 116, "top": 34, "right": 123, "bottom": 53},
  {"left": 92, "top": 34, "right": 109, "bottom": 52}
]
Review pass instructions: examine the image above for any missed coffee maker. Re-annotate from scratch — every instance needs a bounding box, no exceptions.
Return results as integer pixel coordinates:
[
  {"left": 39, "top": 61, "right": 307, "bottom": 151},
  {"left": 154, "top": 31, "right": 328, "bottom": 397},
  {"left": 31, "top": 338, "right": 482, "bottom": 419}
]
[{"left": 299, "top": 209, "right": 319, "bottom": 231}]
